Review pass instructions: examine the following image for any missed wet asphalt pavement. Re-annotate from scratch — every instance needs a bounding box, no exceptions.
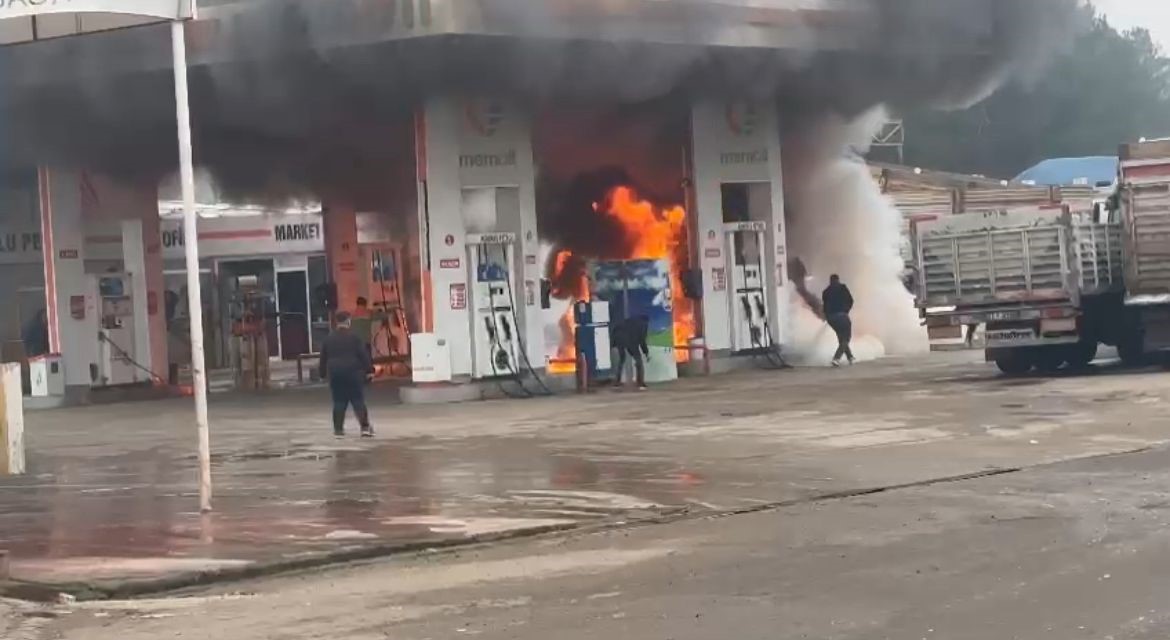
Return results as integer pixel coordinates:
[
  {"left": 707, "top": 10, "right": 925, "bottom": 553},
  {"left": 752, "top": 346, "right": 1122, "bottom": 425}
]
[{"left": 4, "top": 351, "right": 1170, "bottom": 591}]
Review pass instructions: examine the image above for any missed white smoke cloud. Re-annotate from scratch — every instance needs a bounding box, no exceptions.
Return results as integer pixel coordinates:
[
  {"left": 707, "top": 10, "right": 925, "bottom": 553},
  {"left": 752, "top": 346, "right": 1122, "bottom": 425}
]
[{"left": 783, "top": 106, "right": 929, "bottom": 366}]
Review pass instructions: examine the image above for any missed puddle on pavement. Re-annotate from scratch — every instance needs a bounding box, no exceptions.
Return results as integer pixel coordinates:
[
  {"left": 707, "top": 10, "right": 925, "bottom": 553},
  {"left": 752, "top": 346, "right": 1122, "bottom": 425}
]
[{"left": 0, "top": 436, "right": 715, "bottom": 583}]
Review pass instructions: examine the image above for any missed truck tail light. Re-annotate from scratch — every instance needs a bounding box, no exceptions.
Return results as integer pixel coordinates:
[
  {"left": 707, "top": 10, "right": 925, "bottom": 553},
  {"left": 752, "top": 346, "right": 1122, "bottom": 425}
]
[{"left": 1041, "top": 318, "right": 1077, "bottom": 333}]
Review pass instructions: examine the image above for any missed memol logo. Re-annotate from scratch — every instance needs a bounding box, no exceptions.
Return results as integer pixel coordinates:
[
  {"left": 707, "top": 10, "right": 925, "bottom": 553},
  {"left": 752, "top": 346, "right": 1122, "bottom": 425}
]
[
  {"left": 464, "top": 99, "right": 506, "bottom": 138},
  {"left": 725, "top": 102, "right": 759, "bottom": 137},
  {"left": 720, "top": 149, "right": 769, "bottom": 165},
  {"left": 459, "top": 150, "right": 518, "bottom": 169}
]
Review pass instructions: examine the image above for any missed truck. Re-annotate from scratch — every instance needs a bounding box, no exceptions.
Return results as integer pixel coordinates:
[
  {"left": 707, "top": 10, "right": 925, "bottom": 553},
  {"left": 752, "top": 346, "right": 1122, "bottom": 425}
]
[
  {"left": 912, "top": 203, "right": 1125, "bottom": 374},
  {"left": 1115, "top": 141, "right": 1170, "bottom": 359}
]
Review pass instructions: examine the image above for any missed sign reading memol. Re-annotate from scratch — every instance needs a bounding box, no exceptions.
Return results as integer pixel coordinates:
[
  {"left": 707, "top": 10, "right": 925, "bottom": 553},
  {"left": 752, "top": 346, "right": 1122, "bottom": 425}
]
[
  {"left": 459, "top": 150, "right": 517, "bottom": 169},
  {"left": 719, "top": 149, "right": 768, "bottom": 166},
  {"left": 0, "top": 0, "right": 194, "bottom": 20}
]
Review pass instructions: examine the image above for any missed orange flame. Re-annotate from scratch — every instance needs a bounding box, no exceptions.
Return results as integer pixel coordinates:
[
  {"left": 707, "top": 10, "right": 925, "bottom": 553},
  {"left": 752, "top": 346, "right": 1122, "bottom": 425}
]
[{"left": 549, "top": 185, "right": 696, "bottom": 372}]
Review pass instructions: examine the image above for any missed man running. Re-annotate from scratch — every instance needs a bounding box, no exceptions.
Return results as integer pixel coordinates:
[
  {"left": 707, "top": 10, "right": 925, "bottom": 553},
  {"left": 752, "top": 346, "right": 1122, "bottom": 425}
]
[
  {"left": 822, "top": 274, "right": 856, "bottom": 366},
  {"left": 319, "top": 311, "right": 374, "bottom": 437}
]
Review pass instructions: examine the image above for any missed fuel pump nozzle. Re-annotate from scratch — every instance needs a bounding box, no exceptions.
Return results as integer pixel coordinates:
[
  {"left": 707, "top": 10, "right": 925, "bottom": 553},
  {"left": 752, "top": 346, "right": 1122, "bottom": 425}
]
[
  {"left": 740, "top": 294, "right": 754, "bottom": 320},
  {"left": 499, "top": 315, "right": 513, "bottom": 342},
  {"left": 483, "top": 317, "right": 497, "bottom": 342},
  {"left": 754, "top": 296, "right": 767, "bottom": 320}
]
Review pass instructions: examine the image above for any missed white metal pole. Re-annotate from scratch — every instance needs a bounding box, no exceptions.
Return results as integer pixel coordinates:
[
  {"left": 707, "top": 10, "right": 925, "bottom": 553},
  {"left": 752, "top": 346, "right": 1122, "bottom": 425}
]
[{"left": 171, "top": 19, "right": 212, "bottom": 513}]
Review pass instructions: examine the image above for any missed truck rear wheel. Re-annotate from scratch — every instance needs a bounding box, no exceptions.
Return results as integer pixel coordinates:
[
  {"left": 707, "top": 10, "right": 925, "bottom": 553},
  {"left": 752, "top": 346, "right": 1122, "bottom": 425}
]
[{"left": 995, "top": 351, "right": 1033, "bottom": 376}]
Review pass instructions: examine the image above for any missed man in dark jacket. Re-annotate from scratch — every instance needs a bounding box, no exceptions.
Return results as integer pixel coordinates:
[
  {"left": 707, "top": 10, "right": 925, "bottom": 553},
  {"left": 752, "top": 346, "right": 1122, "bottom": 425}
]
[
  {"left": 822, "top": 274, "right": 856, "bottom": 366},
  {"left": 319, "top": 312, "right": 374, "bottom": 437},
  {"left": 611, "top": 315, "right": 650, "bottom": 390},
  {"left": 22, "top": 309, "right": 49, "bottom": 358}
]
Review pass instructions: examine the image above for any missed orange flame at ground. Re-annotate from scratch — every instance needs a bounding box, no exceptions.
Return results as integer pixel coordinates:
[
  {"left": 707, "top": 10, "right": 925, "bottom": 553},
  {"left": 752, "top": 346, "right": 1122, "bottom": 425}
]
[{"left": 549, "top": 185, "right": 696, "bottom": 373}]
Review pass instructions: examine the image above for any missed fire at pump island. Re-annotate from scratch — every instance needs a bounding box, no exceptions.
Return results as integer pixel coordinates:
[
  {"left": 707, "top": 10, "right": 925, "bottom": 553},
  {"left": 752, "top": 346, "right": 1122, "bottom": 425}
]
[{"left": 0, "top": 0, "right": 1067, "bottom": 397}]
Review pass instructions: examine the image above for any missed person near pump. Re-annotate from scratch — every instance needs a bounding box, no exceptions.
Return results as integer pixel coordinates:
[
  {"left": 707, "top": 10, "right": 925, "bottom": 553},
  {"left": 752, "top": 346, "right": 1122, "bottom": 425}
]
[
  {"left": 352, "top": 297, "right": 374, "bottom": 346},
  {"left": 22, "top": 309, "right": 49, "bottom": 358},
  {"left": 965, "top": 323, "right": 980, "bottom": 348},
  {"left": 612, "top": 314, "right": 650, "bottom": 390},
  {"left": 319, "top": 311, "right": 375, "bottom": 438},
  {"left": 822, "top": 274, "right": 856, "bottom": 366},
  {"left": 164, "top": 290, "right": 180, "bottom": 329}
]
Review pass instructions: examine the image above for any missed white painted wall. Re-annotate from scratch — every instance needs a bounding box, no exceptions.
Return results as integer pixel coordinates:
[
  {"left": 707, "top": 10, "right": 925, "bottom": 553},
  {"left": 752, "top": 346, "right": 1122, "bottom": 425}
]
[
  {"left": 33, "top": 169, "right": 173, "bottom": 387},
  {"left": 121, "top": 219, "right": 154, "bottom": 383},
  {"left": 419, "top": 98, "right": 470, "bottom": 374},
  {"left": 140, "top": 204, "right": 168, "bottom": 379},
  {"left": 689, "top": 99, "right": 789, "bottom": 351},
  {"left": 420, "top": 96, "right": 542, "bottom": 377},
  {"left": 39, "top": 167, "right": 99, "bottom": 388},
  {"left": 78, "top": 173, "right": 167, "bottom": 383}
]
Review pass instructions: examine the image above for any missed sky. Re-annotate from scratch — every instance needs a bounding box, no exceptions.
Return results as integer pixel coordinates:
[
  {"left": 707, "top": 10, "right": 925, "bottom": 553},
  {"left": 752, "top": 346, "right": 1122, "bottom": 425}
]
[{"left": 1093, "top": 0, "right": 1170, "bottom": 48}]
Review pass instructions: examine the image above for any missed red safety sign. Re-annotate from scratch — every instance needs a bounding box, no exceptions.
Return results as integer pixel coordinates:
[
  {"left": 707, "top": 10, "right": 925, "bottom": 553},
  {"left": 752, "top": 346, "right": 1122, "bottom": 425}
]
[
  {"left": 705, "top": 248, "right": 722, "bottom": 259},
  {"left": 440, "top": 258, "right": 461, "bottom": 270},
  {"left": 450, "top": 283, "right": 467, "bottom": 310}
]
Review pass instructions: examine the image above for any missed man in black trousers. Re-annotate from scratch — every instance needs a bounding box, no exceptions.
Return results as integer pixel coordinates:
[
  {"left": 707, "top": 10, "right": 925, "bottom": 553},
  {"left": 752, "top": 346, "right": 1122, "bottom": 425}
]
[
  {"left": 319, "top": 311, "right": 374, "bottom": 437},
  {"left": 822, "top": 274, "right": 856, "bottom": 367},
  {"left": 612, "top": 314, "right": 650, "bottom": 390}
]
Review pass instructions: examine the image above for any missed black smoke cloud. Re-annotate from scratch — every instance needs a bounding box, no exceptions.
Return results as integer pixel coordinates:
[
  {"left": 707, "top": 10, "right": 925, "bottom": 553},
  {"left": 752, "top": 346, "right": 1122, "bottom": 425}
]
[{"left": 0, "top": 0, "right": 1079, "bottom": 204}]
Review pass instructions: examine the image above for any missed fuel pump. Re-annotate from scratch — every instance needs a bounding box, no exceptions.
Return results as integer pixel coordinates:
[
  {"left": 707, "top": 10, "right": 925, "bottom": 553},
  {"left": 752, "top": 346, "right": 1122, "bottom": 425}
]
[
  {"left": 573, "top": 299, "right": 613, "bottom": 390},
  {"left": 229, "top": 275, "right": 273, "bottom": 391},
  {"left": 365, "top": 245, "right": 411, "bottom": 375},
  {"left": 724, "top": 221, "right": 771, "bottom": 353},
  {"left": 92, "top": 274, "right": 140, "bottom": 386},
  {"left": 466, "top": 232, "right": 521, "bottom": 380}
]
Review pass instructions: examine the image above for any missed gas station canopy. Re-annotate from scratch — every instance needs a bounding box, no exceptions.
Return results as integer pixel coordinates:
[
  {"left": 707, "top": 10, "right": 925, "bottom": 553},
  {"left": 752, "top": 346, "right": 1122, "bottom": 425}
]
[
  {"left": 0, "top": 0, "right": 192, "bottom": 20},
  {"left": 0, "top": 0, "right": 193, "bottom": 44}
]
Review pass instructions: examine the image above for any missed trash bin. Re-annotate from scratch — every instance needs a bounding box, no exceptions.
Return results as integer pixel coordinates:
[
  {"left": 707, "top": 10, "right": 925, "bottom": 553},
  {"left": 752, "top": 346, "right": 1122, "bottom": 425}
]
[
  {"left": 410, "top": 334, "right": 452, "bottom": 383},
  {"left": 29, "top": 353, "right": 64, "bottom": 397}
]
